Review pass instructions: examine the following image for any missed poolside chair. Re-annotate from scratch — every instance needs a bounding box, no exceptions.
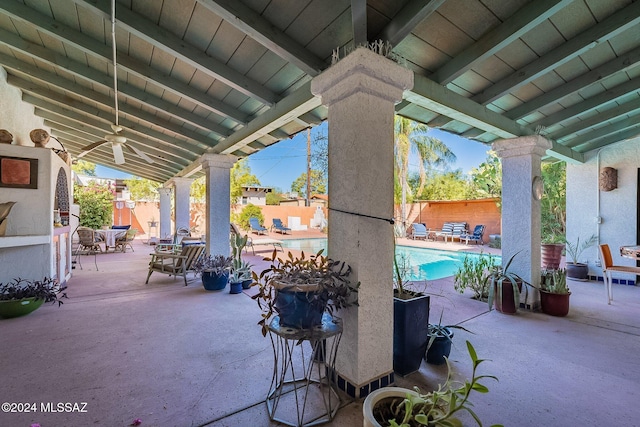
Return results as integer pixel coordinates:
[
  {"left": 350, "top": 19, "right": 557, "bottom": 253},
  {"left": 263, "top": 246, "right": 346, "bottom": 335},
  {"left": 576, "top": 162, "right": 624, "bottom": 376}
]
[
  {"left": 460, "top": 225, "right": 485, "bottom": 245},
  {"left": 75, "top": 227, "right": 102, "bottom": 270},
  {"left": 271, "top": 218, "right": 291, "bottom": 234},
  {"left": 599, "top": 244, "right": 640, "bottom": 304},
  {"left": 146, "top": 244, "right": 205, "bottom": 286},
  {"left": 435, "top": 222, "right": 467, "bottom": 242},
  {"left": 114, "top": 228, "right": 137, "bottom": 253},
  {"left": 410, "top": 223, "right": 429, "bottom": 240},
  {"left": 249, "top": 217, "right": 268, "bottom": 235}
]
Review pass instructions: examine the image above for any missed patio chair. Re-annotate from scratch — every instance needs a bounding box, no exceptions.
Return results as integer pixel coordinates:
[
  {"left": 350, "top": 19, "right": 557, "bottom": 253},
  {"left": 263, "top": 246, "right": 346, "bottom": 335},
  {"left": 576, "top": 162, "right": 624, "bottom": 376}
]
[
  {"left": 271, "top": 218, "right": 291, "bottom": 234},
  {"left": 599, "top": 244, "right": 640, "bottom": 304},
  {"left": 460, "top": 225, "right": 485, "bottom": 245},
  {"left": 155, "top": 227, "right": 191, "bottom": 253},
  {"left": 249, "top": 217, "right": 268, "bottom": 235},
  {"left": 114, "top": 228, "right": 137, "bottom": 253},
  {"left": 146, "top": 244, "right": 205, "bottom": 286},
  {"left": 435, "top": 222, "right": 467, "bottom": 242},
  {"left": 410, "top": 223, "right": 428, "bottom": 240},
  {"left": 75, "top": 227, "right": 102, "bottom": 270}
]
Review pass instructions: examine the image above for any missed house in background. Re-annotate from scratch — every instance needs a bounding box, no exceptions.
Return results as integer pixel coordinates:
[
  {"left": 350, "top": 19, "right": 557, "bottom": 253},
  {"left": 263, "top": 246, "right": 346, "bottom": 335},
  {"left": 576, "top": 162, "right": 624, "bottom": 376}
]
[{"left": 240, "top": 186, "right": 272, "bottom": 206}]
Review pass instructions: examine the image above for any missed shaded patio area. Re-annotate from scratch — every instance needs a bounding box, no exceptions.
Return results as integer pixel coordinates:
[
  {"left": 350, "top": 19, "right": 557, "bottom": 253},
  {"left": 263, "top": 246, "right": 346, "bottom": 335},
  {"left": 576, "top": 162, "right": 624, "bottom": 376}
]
[{"left": 1, "top": 236, "right": 639, "bottom": 426}]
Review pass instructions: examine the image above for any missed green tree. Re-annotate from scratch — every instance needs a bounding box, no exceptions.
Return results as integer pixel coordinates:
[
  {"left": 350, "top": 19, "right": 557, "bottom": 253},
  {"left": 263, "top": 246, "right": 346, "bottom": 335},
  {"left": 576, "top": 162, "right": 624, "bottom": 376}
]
[
  {"left": 394, "top": 116, "right": 455, "bottom": 230},
  {"left": 416, "top": 170, "right": 471, "bottom": 200},
  {"left": 71, "top": 160, "right": 97, "bottom": 176},
  {"left": 541, "top": 161, "right": 566, "bottom": 242},
  {"left": 469, "top": 151, "right": 502, "bottom": 202},
  {"left": 124, "top": 177, "right": 160, "bottom": 201},
  {"left": 291, "top": 170, "right": 326, "bottom": 198},
  {"left": 74, "top": 182, "right": 114, "bottom": 229},
  {"left": 231, "top": 159, "right": 260, "bottom": 204},
  {"left": 266, "top": 192, "right": 284, "bottom": 205},
  {"left": 191, "top": 176, "right": 206, "bottom": 202}
]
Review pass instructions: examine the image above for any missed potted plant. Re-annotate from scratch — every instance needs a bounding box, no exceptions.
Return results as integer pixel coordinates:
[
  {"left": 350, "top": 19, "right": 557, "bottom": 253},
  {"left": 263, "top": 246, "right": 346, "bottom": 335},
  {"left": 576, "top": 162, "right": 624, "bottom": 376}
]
[
  {"left": 251, "top": 249, "right": 358, "bottom": 336},
  {"left": 565, "top": 234, "right": 597, "bottom": 281},
  {"left": 425, "top": 311, "right": 472, "bottom": 365},
  {"left": 541, "top": 235, "right": 565, "bottom": 270},
  {"left": 0, "top": 277, "right": 67, "bottom": 318},
  {"left": 363, "top": 341, "right": 500, "bottom": 427},
  {"left": 393, "top": 250, "right": 430, "bottom": 376},
  {"left": 230, "top": 232, "right": 253, "bottom": 290},
  {"left": 453, "top": 252, "right": 497, "bottom": 301},
  {"left": 193, "top": 254, "right": 232, "bottom": 291},
  {"left": 538, "top": 268, "right": 570, "bottom": 317},
  {"left": 487, "top": 251, "right": 529, "bottom": 315}
]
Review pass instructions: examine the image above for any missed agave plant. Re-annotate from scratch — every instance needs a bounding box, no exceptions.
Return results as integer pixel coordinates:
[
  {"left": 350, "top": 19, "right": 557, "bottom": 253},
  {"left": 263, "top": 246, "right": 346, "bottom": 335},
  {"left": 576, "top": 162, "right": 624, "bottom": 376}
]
[{"left": 487, "top": 251, "right": 529, "bottom": 313}]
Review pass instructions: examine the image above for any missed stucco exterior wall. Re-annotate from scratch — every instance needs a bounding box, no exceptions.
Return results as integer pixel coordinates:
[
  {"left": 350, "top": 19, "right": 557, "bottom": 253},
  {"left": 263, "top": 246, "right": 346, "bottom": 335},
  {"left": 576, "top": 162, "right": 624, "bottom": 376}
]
[{"left": 566, "top": 136, "right": 640, "bottom": 279}]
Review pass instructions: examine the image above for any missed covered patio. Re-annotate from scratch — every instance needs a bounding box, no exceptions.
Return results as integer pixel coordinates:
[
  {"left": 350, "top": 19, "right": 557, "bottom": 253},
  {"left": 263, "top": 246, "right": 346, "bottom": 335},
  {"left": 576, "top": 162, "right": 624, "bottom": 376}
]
[{"left": 1, "top": 237, "right": 639, "bottom": 426}]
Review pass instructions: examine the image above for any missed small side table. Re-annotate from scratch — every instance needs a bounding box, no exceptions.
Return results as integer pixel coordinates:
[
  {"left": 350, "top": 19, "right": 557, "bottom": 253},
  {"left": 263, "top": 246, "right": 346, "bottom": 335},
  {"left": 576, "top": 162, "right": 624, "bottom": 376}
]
[{"left": 267, "top": 314, "right": 343, "bottom": 427}]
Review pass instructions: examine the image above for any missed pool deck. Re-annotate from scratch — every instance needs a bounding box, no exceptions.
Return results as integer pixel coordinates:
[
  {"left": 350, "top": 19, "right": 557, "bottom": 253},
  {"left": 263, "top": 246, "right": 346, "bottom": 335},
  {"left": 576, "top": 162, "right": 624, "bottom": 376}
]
[{"left": 2, "top": 229, "right": 638, "bottom": 427}]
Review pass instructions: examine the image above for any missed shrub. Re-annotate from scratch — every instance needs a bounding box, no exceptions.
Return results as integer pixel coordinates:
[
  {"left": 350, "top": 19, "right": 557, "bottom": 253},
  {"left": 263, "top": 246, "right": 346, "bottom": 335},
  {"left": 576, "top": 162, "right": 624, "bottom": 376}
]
[
  {"left": 74, "top": 182, "right": 114, "bottom": 229},
  {"left": 454, "top": 253, "right": 497, "bottom": 300},
  {"left": 237, "top": 204, "right": 264, "bottom": 231}
]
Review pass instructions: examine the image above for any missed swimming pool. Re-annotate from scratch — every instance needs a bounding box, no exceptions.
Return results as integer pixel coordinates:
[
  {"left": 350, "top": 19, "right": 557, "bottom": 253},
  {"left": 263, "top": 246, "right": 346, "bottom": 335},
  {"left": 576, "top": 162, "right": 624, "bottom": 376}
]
[{"left": 279, "top": 239, "right": 500, "bottom": 281}]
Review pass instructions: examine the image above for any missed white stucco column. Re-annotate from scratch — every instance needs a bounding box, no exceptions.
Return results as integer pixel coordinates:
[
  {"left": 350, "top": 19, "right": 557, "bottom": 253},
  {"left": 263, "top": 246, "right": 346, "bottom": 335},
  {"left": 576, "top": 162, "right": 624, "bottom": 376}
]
[
  {"left": 170, "top": 177, "right": 193, "bottom": 232},
  {"left": 201, "top": 153, "right": 237, "bottom": 256},
  {"left": 493, "top": 135, "right": 552, "bottom": 308},
  {"left": 158, "top": 187, "right": 172, "bottom": 239},
  {"left": 311, "top": 47, "right": 413, "bottom": 396}
]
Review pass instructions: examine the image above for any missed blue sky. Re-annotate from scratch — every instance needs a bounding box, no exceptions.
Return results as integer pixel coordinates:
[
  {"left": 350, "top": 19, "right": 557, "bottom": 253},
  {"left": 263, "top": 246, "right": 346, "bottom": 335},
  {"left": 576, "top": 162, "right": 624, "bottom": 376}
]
[{"left": 96, "top": 122, "right": 493, "bottom": 188}]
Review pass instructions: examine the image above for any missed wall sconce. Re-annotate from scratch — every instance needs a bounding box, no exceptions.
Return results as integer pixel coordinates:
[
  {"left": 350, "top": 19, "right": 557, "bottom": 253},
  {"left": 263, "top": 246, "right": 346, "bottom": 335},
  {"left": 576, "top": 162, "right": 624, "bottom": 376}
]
[{"left": 599, "top": 167, "right": 617, "bottom": 191}]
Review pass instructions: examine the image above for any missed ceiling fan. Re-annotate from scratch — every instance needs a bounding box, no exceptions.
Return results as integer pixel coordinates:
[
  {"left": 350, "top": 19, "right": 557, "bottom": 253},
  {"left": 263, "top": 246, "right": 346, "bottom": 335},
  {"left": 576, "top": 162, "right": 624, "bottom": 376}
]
[{"left": 78, "top": 0, "right": 153, "bottom": 165}]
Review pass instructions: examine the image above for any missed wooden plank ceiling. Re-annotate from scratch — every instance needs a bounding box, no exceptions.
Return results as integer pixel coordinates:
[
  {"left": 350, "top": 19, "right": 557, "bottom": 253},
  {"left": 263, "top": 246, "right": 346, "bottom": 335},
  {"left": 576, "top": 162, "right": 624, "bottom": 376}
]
[{"left": 0, "top": 0, "right": 639, "bottom": 182}]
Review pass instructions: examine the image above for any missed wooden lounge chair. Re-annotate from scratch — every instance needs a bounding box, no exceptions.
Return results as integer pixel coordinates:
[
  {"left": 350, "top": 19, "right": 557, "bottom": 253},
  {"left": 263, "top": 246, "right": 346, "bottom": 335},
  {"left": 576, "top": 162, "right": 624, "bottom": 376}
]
[
  {"left": 249, "top": 217, "right": 268, "bottom": 235},
  {"left": 271, "top": 218, "right": 291, "bottom": 234},
  {"left": 146, "top": 244, "right": 205, "bottom": 286}
]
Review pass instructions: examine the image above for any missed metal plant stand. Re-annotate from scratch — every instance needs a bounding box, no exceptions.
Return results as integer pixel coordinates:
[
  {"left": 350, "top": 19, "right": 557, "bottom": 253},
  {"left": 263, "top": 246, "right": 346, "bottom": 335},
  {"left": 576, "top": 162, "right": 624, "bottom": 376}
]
[{"left": 267, "top": 314, "right": 343, "bottom": 427}]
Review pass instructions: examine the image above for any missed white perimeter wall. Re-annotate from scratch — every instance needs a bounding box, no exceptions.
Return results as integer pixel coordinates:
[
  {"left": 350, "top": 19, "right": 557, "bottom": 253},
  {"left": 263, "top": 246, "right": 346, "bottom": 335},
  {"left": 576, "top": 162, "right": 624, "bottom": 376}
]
[{"left": 566, "top": 136, "right": 640, "bottom": 278}]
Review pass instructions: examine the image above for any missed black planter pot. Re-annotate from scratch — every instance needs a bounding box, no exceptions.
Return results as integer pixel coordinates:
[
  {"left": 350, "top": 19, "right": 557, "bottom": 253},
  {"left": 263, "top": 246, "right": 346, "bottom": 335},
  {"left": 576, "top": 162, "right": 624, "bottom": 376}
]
[
  {"left": 566, "top": 263, "right": 589, "bottom": 281},
  {"left": 275, "top": 289, "right": 325, "bottom": 329},
  {"left": 393, "top": 291, "right": 430, "bottom": 376},
  {"left": 425, "top": 327, "right": 454, "bottom": 365}
]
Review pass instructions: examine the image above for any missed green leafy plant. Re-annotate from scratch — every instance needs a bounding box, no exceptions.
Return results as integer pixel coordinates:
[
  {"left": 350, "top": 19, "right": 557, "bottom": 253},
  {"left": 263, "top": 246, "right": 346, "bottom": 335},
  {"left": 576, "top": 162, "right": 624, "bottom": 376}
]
[
  {"left": 427, "top": 310, "right": 473, "bottom": 352},
  {"left": 539, "top": 268, "right": 569, "bottom": 294},
  {"left": 193, "top": 254, "right": 232, "bottom": 276},
  {"left": 74, "top": 182, "right": 114, "bottom": 229},
  {"left": 251, "top": 250, "right": 359, "bottom": 336},
  {"left": 372, "top": 341, "right": 502, "bottom": 427},
  {"left": 0, "top": 277, "right": 67, "bottom": 306},
  {"left": 230, "top": 232, "right": 252, "bottom": 282},
  {"left": 564, "top": 234, "right": 597, "bottom": 265},
  {"left": 487, "top": 252, "right": 529, "bottom": 312},
  {"left": 393, "top": 247, "right": 428, "bottom": 298},
  {"left": 235, "top": 204, "right": 264, "bottom": 231},
  {"left": 453, "top": 253, "right": 497, "bottom": 300}
]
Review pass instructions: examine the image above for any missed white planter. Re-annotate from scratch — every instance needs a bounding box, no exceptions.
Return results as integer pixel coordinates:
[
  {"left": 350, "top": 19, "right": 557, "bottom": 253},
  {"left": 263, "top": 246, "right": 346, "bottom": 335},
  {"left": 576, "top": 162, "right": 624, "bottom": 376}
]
[{"left": 362, "top": 387, "right": 418, "bottom": 427}]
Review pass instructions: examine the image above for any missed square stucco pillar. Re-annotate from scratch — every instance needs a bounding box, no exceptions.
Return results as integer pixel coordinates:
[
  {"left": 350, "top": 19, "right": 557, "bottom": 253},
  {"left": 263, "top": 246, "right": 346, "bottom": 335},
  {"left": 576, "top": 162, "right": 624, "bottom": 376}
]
[
  {"left": 201, "top": 153, "right": 237, "bottom": 256},
  {"left": 170, "top": 177, "right": 193, "bottom": 232},
  {"left": 493, "top": 135, "right": 552, "bottom": 308},
  {"left": 158, "top": 187, "right": 172, "bottom": 239},
  {"left": 311, "top": 47, "right": 413, "bottom": 397}
]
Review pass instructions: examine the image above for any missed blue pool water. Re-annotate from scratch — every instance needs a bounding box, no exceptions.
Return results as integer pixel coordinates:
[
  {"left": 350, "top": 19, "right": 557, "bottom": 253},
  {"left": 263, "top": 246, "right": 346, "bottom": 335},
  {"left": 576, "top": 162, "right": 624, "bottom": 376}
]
[{"left": 279, "top": 239, "right": 500, "bottom": 281}]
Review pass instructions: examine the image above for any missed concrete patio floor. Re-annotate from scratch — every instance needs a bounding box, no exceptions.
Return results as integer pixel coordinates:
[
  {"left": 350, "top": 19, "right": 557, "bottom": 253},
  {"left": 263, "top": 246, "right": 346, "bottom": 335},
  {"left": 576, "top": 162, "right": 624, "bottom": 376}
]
[{"left": 1, "top": 233, "right": 639, "bottom": 427}]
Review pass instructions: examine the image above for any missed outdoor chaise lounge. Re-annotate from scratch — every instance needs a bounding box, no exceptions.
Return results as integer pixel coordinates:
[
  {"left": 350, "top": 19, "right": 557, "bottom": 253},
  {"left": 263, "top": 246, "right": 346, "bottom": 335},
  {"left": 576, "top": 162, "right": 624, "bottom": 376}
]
[
  {"left": 249, "top": 217, "right": 268, "bottom": 235},
  {"left": 145, "top": 244, "right": 205, "bottom": 286},
  {"left": 460, "top": 225, "right": 485, "bottom": 245},
  {"left": 435, "top": 222, "right": 468, "bottom": 242},
  {"left": 271, "top": 218, "right": 291, "bottom": 234},
  {"left": 410, "top": 223, "right": 429, "bottom": 240}
]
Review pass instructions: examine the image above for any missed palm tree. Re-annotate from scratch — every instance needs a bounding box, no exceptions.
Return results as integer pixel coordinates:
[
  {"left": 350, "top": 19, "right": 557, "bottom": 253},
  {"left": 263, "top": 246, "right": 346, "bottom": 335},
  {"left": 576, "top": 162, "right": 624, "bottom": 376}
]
[{"left": 394, "top": 116, "right": 456, "bottom": 234}]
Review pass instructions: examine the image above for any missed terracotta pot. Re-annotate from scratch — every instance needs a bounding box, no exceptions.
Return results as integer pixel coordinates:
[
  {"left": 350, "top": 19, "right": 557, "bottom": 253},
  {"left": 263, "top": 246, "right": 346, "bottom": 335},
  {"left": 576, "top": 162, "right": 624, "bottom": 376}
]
[
  {"left": 541, "top": 243, "right": 564, "bottom": 269},
  {"left": 540, "top": 290, "right": 571, "bottom": 317},
  {"left": 493, "top": 280, "right": 522, "bottom": 315}
]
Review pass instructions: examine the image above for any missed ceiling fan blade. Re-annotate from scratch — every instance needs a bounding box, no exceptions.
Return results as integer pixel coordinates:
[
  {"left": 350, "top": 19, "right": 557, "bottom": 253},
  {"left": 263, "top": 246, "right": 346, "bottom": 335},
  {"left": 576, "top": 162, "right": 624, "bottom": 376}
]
[
  {"left": 112, "top": 142, "right": 125, "bottom": 164},
  {"left": 77, "top": 140, "right": 107, "bottom": 158},
  {"left": 125, "top": 144, "right": 154, "bottom": 164}
]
